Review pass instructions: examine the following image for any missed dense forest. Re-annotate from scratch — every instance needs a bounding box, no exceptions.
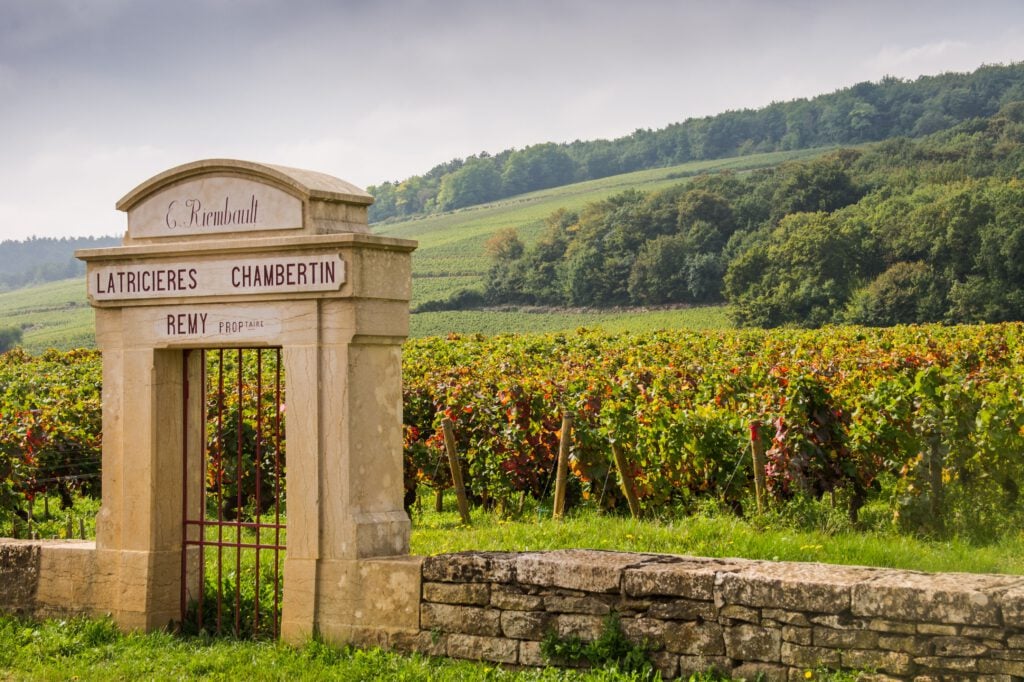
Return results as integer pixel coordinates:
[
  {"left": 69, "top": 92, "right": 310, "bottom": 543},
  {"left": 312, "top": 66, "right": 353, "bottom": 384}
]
[
  {"left": 368, "top": 62, "right": 1024, "bottom": 222},
  {"left": 0, "top": 236, "right": 120, "bottom": 290},
  {"left": 479, "top": 100, "right": 1024, "bottom": 327}
]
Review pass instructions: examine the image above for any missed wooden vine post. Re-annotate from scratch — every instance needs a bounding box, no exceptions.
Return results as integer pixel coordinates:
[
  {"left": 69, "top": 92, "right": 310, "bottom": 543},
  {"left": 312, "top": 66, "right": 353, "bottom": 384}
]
[
  {"left": 610, "top": 441, "right": 642, "bottom": 519},
  {"left": 441, "top": 417, "right": 472, "bottom": 525},
  {"left": 749, "top": 421, "right": 767, "bottom": 514},
  {"left": 552, "top": 410, "right": 574, "bottom": 520}
]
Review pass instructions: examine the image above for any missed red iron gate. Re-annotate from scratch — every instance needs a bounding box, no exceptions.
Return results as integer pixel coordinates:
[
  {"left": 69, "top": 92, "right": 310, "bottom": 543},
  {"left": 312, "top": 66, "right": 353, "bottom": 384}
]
[{"left": 181, "top": 348, "right": 286, "bottom": 638}]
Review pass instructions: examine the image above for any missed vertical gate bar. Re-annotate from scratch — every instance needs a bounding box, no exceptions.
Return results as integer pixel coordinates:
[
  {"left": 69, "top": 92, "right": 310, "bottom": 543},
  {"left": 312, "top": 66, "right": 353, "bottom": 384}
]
[
  {"left": 216, "top": 349, "right": 225, "bottom": 634},
  {"left": 273, "top": 347, "right": 282, "bottom": 637},
  {"left": 197, "top": 349, "right": 207, "bottom": 633},
  {"left": 253, "top": 348, "right": 263, "bottom": 634},
  {"left": 179, "top": 349, "right": 189, "bottom": 631},
  {"left": 235, "top": 348, "right": 243, "bottom": 637}
]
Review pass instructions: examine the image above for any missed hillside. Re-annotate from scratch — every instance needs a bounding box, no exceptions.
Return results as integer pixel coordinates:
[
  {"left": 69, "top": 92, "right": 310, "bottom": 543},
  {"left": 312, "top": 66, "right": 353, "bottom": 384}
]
[
  {"left": 369, "top": 62, "right": 1024, "bottom": 223},
  {"left": 2, "top": 151, "right": 842, "bottom": 351}
]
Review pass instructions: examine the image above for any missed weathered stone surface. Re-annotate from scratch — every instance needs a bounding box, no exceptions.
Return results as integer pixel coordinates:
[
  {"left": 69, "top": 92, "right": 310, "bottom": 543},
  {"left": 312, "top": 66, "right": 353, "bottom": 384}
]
[
  {"left": 724, "top": 623, "right": 782, "bottom": 662},
  {"left": 389, "top": 630, "right": 447, "bottom": 657},
  {"left": 649, "top": 651, "right": 679, "bottom": 680},
  {"left": 677, "top": 654, "right": 732, "bottom": 678},
  {"left": 979, "top": 656, "right": 1024, "bottom": 676},
  {"left": 841, "top": 648, "right": 914, "bottom": 675},
  {"left": 877, "top": 633, "right": 931, "bottom": 656},
  {"left": 421, "top": 603, "right": 500, "bottom": 636},
  {"left": 781, "top": 625, "right": 812, "bottom": 645},
  {"left": 808, "top": 612, "right": 864, "bottom": 629},
  {"left": 813, "top": 626, "right": 878, "bottom": 649},
  {"left": 718, "top": 562, "right": 878, "bottom": 615},
  {"left": 762, "top": 608, "right": 810, "bottom": 626},
  {"left": 490, "top": 585, "right": 544, "bottom": 611},
  {"left": 664, "top": 620, "right": 726, "bottom": 655},
  {"left": 868, "top": 618, "right": 917, "bottom": 634},
  {"left": 422, "top": 581, "right": 489, "bottom": 606},
  {"left": 516, "top": 550, "right": 652, "bottom": 593},
  {"left": 913, "top": 654, "right": 978, "bottom": 672},
  {"left": 623, "top": 556, "right": 750, "bottom": 600},
  {"left": 931, "top": 635, "right": 990, "bottom": 657},
  {"left": 997, "top": 584, "right": 1024, "bottom": 628},
  {"left": 543, "top": 593, "right": 611, "bottom": 615},
  {"left": 422, "top": 552, "right": 516, "bottom": 584},
  {"left": 915, "top": 622, "right": 959, "bottom": 636},
  {"left": 731, "top": 661, "right": 788, "bottom": 682},
  {"left": 518, "top": 640, "right": 547, "bottom": 667},
  {"left": 780, "top": 641, "right": 840, "bottom": 667},
  {"left": 851, "top": 571, "right": 1023, "bottom": 626},
  {"left": 719, "top": 604, "right": 760, "bottom": 623},
  {"left": 0, "top": 541, "right": 41, "bottom": 613},
  {"left": 500, "top": 610, "right": 552, "bottom": 640},
  {"left": 447, "top": 633, "right": 518, "bottom": 664},
  {"left": 554, "top": 613, "right": 606, "bottom": 640},
  {"left": 961, "top": 625, "right": 1005, "bottom": 640},
  {"left": 620, "top": 616, "right": 667, "bottom": 648},
  {"left": 1007, "top": 634, "right": 1024, "bottom": 649},
  {"left": 647, "top": 599, "right": 716, "bottom": 621}
]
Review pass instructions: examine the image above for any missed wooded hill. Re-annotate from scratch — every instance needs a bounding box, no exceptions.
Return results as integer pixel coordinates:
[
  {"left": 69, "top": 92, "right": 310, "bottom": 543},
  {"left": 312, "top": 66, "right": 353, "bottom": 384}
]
[
  {"left": 369, "top": 62, "right": 1024, "bottom": 223},
  {"left": 481, "top": 102, "right": 1024, "bottom": 327},
  {"left": 0, "top": 236, "right": 120, "bottom": 291}
]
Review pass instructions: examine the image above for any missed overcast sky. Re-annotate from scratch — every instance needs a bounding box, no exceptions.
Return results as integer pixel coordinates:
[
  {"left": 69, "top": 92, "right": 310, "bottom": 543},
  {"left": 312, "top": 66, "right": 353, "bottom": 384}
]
[{"left": 1, "top": 0, "right": 1022, "bottom": 240}]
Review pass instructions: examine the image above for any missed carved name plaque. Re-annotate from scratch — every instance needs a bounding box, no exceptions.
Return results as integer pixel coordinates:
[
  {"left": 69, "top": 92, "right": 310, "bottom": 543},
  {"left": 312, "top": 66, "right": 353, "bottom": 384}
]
[
  {"left": 89, "top": 253, "right": 344, "bottom": 302},
  {"left": 128, "top": 176, "right": 303, "bottom": 238},
  {"left": 152, "top": 305, "right": 284, "bottom": 342}
]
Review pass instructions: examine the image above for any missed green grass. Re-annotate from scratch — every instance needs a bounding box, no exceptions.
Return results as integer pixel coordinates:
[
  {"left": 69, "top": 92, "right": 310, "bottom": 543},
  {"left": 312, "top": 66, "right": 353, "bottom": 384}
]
[
  {"left": 0, "top": 614, "right": 662, "bottom": 681},
  {"left": 408, "top": 493, "right": 1024, "bottom": 575}
]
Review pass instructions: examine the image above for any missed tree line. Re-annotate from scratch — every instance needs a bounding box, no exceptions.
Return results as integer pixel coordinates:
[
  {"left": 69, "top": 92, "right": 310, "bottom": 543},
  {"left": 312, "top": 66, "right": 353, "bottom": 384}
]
[
  {"left": 0, "top": 236, "right": 120, "bottom": 291},
  {"left": 369, "top": 62, "right": 1024, "bottom": 222},
  {"left": 479, "top": 100, "right": 1024, "bottom": 327}
]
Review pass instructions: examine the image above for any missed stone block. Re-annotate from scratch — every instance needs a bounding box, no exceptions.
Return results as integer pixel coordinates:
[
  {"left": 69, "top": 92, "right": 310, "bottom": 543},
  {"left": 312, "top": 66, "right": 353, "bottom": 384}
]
[
  {"left": 518, "top": 640, "right": 547, "bottom": 667},
  {"left": 490, "top": 584, "right": 544, "bottom": 611},
  {"left": 781, "top": 625, "right": 812, "bottom": 645},
  {"left": 913, "top": 655, "right": 978, "bottom": 672},
  {"left": 422, "top": 581, "right": 489, "bottom": 606},
  {"left": 813, "top": 626, "right": 878, "bottom": 649},
  {"left": 647, "top": 599, "right": 716, "bottom": 621},
  {"left": 620, "top": 616, "right": 667, "bottom": 648},
  {"left": 719, "top": 604, "right": 760, "bottom": 623},
  {"left": 868, "top": 618, "right": 917, "bottom": 634},
  {"left": 997, "top": 584, "right": 1024, "bottom": 628},
  {"left": 421, "top": 603, "right": 500, "bottom": 637},
  {"left": 931, "top": 635, "right": 990, "bottom": 657},
  {"left": 763, "top": 608, "right": 810, "bottom": 626},
  {"left": 623, "top": 556, "right": 750, "bottom": 600},
  {"left": 731, "top": 662, "right": 788, "bottom": 682},
  {"left": 501, "top": 610, "right": 553, "bottom": 640},
  {"left": 877, "top": 633, "right": 931, "bottom": 656},
  {"left": 916, "top": 622, "right": 959, "bottom": 636},
  {"left": 447, "top": 633, "right": 518, "bottom": 664},
  {"left": 1007, "top": 634, "right": 1024, "bottom": 649},
  {"left": 851, "top": 571, "right": 1023, "bottom": 626},
  {"left": 717, "top": 562, "right": 878, "bottom": 615},
  {"left": 678, "top": 654, "right": 732, "bottom": 678},
  {"left": 979, "top": 657, "right": 1024, "bottom": 676},
  {"left": 780, "top": 641, "right": 840, "bottom": 668},
  {"left": 517, "top": 550, "right": 653, "bottom": 593},
  {"left": 543, "top": 593, "right": 612, "bottom": 615},
  {"left": 554, "top": 613, "right": 606, "bottom": 641},
  {"left": 841, "top": 648, "right": 914, "bottom": 675},
  {"left": 664, "top": 620, "right": 726, "bottom": 655},
  {"left": 389, "top": 630, "right": 446, "bottom": 656},
  {"left": 649, "top": 650, "right": 679, "bottom": 679},
  {"left": 724, "top": 623, "right": 782, "bottom": 662},
  {"left": 422, "top": 552, "right": 516, "bottom": 584}
]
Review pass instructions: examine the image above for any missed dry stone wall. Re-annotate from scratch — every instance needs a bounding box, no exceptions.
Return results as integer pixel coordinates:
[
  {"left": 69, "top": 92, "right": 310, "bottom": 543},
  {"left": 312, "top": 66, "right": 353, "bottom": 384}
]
[{"left": 395, "top": 549, "right": 1024, "bottom": 681}]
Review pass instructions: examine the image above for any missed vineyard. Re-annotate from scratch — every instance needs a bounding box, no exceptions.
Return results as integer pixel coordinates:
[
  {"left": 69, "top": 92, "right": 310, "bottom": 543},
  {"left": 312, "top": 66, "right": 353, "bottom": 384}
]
[{"left": 3, "top": 324, "right": 1024, "bottom": 541}]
